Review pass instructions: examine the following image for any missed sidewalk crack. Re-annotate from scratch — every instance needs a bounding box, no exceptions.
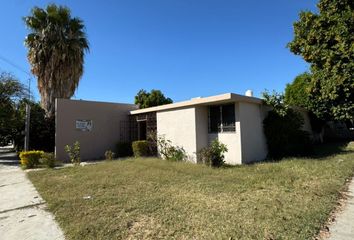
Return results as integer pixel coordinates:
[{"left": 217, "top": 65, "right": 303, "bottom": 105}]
[
  {"left": 0, "top": 202, "right": 46, "bottom": 214},
  {"left": 0, "top": 181, "right": 25, "bottom": 188}
]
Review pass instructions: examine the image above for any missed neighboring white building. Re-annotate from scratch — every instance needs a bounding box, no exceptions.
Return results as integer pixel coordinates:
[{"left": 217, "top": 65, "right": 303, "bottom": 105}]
[{"left": 55, "top": 92, "right": 313, "bottom": 164}]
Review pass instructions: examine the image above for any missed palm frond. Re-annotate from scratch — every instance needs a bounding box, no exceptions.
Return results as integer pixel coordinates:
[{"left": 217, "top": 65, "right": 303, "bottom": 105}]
[{"left": 24, "top": 4, "right": 89, "bottom": 117}]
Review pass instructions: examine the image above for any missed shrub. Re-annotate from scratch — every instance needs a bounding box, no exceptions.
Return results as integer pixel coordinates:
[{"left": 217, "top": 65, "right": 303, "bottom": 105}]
[
  {"left": 105, "top": 150, "right": 115, "bottom": 160},
  {"left": 132, "top": 140, "right": 149, "bottom": 157},
  {"left": 19, "top": 150, "right": 44, "bottom": 169},
  {"left": 168, "top": 146, "right": 186, "bottom": 161},
  {"left": 64, "top": 141, "right": 81, "bottom": 165},
  {"left": 116, "top": 142, "right": 133, "bottom": 157},
  {"left": 157, "top": 136, "right": 187, "bottom": 161},
  {"left": 263, "top": 109, "right": 312, "bottom": 159},
  {"left": 40, "top": 152, "right": 56, "bottom": 168},
  {"left": 197, "top": 139, "right": 228, "bottom": 167}
]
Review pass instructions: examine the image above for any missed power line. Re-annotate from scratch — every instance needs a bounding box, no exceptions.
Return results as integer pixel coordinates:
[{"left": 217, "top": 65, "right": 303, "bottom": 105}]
[
  {"left": 0, "top": 54, "right": 32, "bottom": 77},
  {"left": 0, "top": 53, "right": 35, "bottom": 98}
]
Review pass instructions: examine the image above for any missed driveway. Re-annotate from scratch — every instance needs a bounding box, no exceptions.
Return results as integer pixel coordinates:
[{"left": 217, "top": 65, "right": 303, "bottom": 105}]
[{"left": 0, "top": 147, "right": 65, "bottom": 240}]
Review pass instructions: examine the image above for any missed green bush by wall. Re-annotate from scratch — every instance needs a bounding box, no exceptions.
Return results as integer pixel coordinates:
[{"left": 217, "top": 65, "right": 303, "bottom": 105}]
[
  {"left": 263, "top": 109, "right": 312, "bottom": 159},
  {"left": 197, "top": 139, "right": 228, "bottom": 167},
  {"left": 132, "top": 140, "right": 149, "bottom": 157},
  {"left": 19, "top": 150, "right": 44, "bottom": 169},
  {"left": 40, "top": 152, "right": 56, "bottom": 168}
]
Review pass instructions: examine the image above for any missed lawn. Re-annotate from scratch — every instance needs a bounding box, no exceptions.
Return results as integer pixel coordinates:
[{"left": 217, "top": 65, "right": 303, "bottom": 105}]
[{"left": 28, "top": 142, "right": 354, "bottom": 240}]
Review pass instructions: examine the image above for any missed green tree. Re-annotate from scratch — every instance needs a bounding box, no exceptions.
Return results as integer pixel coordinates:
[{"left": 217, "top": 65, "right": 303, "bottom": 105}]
[
  {"left": 284, "top": 72, "right": 312, "bottom": 109},
  {"left": 284, "top": 73, "right": 327, "bottom": 135},
  {"left": 14, "top": 99, "right": 55, "bottom": 152},
  {"left": 288, "top": 0, "right": 354, "bottom": 121},
  {"left": 0, "top": 73, "right": 28, "bottom": 146},
  {"left": 24, "top": 4, "right": 89, "bottom": 117},
  {"left": 262, "top": 90, "right": 289, "bottom": 116},
  {"left": 134, "top": 89, "right": 173, "bottom": 109}
]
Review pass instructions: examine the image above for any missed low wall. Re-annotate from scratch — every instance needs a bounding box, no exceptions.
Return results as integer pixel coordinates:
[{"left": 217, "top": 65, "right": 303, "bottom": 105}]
[{"left": 55, "top": 99, "right": 137, "bottom": 162}]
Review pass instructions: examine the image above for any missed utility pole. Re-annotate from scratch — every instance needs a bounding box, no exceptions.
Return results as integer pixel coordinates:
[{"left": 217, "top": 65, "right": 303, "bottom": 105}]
[
  {"left": 24, "top": 104, "right": 31, "bottom": 151},
  {"left": 0, "top": 55, "right": 33, "bottom": 150},
  {"left": 24, "top": 78, "right": 31, "bottom": 151}
]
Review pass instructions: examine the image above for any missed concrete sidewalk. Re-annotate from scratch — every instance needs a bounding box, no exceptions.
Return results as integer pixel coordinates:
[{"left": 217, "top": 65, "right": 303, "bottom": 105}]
[
  {"left": 327, "top": 177, "right": 354, "bottom": 240},
  {"left": 0, "top": 151, "right": 65, "bottom": 240}
]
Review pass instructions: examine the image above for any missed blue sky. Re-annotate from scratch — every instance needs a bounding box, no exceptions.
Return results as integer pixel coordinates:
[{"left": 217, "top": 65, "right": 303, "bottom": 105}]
[{"left": 0, "top": 0, "right": 318, "bottom": 103}]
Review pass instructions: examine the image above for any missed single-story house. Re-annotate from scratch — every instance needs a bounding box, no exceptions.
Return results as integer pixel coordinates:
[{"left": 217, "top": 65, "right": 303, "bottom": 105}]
[{"left": 55, "top": 92, "right": 312, "bottom": 164}]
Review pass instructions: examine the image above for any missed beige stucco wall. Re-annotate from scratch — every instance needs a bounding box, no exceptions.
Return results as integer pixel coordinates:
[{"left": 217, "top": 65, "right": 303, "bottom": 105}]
[
  {"left": 156, "top": 104, "right": 244, "bottom": 165},
  {"left": 208, "top": 133, "right": 242, "bottom": 165},
  {"left": 208, "top": 103, "right": 243, "bottom": 165},
  {"left": 195, "top": 106, "right": 209, "bottom": 153},
  {"left": 239, "top": 102, "right": 268, "bottom": 163},
  {"left": 156, "top": 107, "right": 198, "bottom": 162},
  {"left": 157, "top": 102, "right": 267, "bottom": 165},
  {"left": 55, "top": 99, "right": 137, "bottom": 162}
]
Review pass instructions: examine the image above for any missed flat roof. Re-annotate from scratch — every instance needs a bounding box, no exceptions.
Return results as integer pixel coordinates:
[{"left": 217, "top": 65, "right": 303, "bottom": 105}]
[
  {"left": 130, "top": 93, "right": 263, "bottom": 115},
  {"left": 56, "top": 98, "right": 137, "bottom": 107}
]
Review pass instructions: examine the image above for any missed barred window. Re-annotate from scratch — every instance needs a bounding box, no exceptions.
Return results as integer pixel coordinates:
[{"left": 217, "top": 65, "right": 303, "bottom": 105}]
[{"left": 208, "top": 104, "right": 235, "bottom": 133}]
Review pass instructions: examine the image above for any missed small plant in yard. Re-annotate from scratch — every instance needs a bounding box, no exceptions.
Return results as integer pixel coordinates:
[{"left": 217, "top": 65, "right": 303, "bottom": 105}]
[
  {"left": 104, "top": 150, "right": 115, "bottom": 160},
  {"left": 64, "top": 141, "right": 81, "bottom": 165},
  {"left": 39, "top": 152, "right": 56, "bottom": 168},
  {"left": 132, "top": 140, "right": 149, "bottom": 157},
  {"left": 19, "top": 150, "right": 44, "bottom": 169},
  {"left": 157, "top": 135, "right": 187, "bottom": 161},
  {"left": 197, "top": 139, "right": 228, "bottom": 167}
]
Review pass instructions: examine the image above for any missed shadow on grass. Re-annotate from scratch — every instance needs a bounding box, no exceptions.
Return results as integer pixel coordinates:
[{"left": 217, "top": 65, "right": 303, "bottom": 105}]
[
  {"left": 311, "top": 141, "right": 353, "bottom": 159},
  {"left": 222, "top": 141, "right": 354, "bottom": 169}
]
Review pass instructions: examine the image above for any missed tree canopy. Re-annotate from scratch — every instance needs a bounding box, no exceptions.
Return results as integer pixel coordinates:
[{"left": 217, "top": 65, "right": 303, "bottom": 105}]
[
  {"left": 288, "top": 0, "right": 354, "bottom": 121},
  {"left": 284, "top": 72, "right": 312, "bottom": 109},
  {"left": 134, "top": 89, "right": 173, "bottom": 109},
  {"left": 0, "top": 73, "right": 28, "bottom": 146},
  {"left": 262, "top": 90, "right": 289, "bottom": 117},
  {"left": 24, "top": 4, "right": 89, "bottom": 117}
]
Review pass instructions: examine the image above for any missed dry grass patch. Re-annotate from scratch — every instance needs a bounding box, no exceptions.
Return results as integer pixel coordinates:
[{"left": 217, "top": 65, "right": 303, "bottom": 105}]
[{"left": 28, "top": 142, "right": 354, "bottom": 239}]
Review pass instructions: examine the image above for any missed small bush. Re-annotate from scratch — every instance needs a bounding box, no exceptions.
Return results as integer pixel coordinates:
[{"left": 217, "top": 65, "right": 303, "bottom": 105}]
[
  {"left": 197, "top": 140, "right": 228, "bottom": 167},
  {"left": 168, "top": 146, "right": 187, "bottom": 161},
  {"left": 105, "top": 150, "right": 115, "bottom": 160},
  {"left": 157, "top": 136, "right": 187, "bottom": 161},
  {"left": 40, "top": 152, "right": 56, "bottom": 168},
  {"left": 116, "top": 142, "right": 133, "bottom": 157},
  {"left": 132, "top": 140, "right": 149, "bottom": 157},
  {"left": 19, "top": 150, "right": 44, "bottom": 169},
  {"left": 64, "top": 141, "right": 81, "bottom": 165}
]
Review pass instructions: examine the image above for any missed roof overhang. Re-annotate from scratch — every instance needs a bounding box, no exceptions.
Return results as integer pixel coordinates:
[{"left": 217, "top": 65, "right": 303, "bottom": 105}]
[{"left": 130, "top": 93, "right": 263, "bottom": 115}]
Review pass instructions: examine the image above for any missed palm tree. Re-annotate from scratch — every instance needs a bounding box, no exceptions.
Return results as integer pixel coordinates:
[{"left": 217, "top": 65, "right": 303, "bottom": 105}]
[{"left": 24, "top": 4, "right": 89, "bottom": 117}]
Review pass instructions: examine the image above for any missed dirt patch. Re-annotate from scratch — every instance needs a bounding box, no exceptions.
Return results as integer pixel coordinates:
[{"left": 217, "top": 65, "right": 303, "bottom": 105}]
[{"left": 126, "top": 215, "right": 162, "bottom": 240}]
